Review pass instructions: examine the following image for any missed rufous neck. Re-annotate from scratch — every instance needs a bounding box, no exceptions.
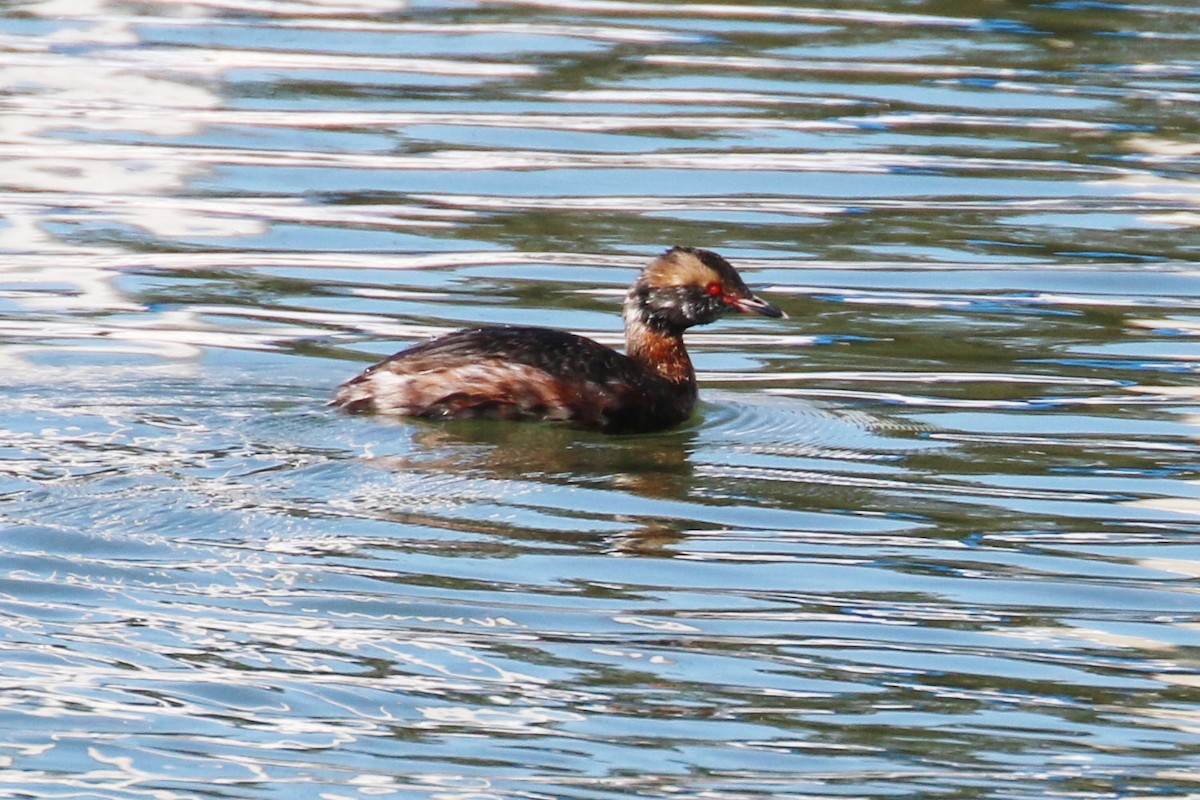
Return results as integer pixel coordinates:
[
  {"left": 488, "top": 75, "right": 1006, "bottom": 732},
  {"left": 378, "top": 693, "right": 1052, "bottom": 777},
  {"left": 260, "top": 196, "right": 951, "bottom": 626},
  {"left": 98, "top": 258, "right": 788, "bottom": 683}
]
[{"left": 623, "top": 309, "right": 696, "bottom": 386}]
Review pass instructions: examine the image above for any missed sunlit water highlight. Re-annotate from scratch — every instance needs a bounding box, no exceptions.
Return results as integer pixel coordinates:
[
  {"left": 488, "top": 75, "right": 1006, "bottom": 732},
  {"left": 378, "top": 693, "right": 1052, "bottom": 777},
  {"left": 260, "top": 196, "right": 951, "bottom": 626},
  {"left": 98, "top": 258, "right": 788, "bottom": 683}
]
[{"left": 2, "top": 1, "right": 1200, "bottom": 798}]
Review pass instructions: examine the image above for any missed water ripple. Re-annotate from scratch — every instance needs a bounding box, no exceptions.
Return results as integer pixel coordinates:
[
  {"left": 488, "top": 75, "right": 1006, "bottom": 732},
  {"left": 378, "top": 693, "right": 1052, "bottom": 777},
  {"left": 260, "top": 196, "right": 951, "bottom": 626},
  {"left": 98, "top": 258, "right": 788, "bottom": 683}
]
[{"left": 4, "top": 0, "right": 1200, "bottom": 797}]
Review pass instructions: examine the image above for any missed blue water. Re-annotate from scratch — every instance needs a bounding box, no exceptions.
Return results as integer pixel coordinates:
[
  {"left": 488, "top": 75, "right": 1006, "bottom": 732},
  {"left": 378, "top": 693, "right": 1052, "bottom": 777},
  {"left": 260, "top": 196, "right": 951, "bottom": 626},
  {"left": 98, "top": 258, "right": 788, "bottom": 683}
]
[{"left": 1, "top": 1, "right": 1200, "bottom": 798}]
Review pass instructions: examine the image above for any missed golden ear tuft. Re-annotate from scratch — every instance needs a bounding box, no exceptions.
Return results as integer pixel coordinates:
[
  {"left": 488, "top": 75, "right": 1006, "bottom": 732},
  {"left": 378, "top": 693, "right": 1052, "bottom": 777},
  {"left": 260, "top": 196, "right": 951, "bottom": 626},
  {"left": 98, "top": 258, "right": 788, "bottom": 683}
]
[{"left": 643, "top": 248, "right": 721, "bottom": 288}]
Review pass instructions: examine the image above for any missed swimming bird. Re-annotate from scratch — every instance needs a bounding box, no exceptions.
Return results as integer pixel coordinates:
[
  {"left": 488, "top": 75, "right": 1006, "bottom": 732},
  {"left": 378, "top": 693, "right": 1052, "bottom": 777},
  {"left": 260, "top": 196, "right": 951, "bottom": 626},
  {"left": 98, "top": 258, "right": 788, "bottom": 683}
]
[{"left": 333, "top": 246, "right": 783, "bottom": 433}]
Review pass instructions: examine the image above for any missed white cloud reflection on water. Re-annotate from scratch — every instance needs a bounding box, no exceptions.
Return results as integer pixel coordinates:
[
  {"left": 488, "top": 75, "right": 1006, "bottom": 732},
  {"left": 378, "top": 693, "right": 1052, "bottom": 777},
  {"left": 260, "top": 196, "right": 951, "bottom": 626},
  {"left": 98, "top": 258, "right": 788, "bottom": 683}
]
[{"left": 0, "top": 0, "right": 219, "bottom": 354}]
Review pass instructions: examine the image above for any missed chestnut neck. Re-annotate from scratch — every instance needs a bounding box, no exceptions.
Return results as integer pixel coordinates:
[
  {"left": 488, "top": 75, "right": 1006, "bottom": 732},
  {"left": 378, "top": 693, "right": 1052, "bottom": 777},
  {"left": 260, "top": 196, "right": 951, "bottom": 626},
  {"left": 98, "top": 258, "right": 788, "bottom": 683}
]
[{"left": 622, "top": 305, "right": 697, "bottom": 389}]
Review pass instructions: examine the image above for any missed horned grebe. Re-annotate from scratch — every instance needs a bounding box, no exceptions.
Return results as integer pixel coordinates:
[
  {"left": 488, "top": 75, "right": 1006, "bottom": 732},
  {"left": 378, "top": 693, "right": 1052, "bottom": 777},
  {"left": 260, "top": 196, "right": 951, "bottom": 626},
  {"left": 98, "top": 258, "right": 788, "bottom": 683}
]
[{"left": 333, "top": 246, "right": 783, "bottom": 433}]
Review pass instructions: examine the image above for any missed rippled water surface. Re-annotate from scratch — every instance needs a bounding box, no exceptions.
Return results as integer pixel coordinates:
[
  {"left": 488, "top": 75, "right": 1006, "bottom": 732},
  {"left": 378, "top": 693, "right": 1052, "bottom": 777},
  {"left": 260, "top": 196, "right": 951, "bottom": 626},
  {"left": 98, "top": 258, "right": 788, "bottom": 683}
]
[{"left": 3, "top": 1, "right": 1200, "bottom": 797}]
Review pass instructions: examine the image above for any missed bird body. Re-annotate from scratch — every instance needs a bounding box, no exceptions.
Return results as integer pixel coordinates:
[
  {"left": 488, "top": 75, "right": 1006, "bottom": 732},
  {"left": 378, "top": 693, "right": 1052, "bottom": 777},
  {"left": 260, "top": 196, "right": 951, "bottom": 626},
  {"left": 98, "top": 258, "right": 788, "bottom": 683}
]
[{"left": 333, "top": 247, "right": 782, "bottom": 433}]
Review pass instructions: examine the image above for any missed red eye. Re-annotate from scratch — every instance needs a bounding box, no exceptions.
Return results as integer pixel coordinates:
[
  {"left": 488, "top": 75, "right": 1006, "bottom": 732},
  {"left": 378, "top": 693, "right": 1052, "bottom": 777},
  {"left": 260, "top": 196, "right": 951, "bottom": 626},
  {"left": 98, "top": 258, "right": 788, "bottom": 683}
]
[{"left": 705, "top": 281, "right": 723, "bottom": 297}]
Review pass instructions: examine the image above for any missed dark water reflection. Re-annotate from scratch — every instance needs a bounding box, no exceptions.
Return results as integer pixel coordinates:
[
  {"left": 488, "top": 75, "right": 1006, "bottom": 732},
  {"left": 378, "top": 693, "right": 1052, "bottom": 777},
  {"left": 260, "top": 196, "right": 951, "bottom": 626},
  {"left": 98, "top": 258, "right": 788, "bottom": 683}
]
[{"left": 3, "top": 0, "right": 1200, "bottom": 798}]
